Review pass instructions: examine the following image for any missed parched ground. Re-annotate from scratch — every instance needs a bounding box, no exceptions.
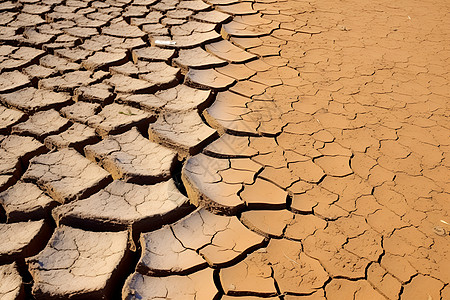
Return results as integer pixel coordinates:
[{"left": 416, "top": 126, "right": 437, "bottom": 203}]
[{"left": 0, "top": 0, "right": 449, "bottom": 299}]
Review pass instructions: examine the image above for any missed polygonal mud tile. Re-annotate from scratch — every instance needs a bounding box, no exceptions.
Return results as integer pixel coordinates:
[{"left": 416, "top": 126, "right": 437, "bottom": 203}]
[
  {"left": 203, "top": 91, "right": 258, "bottom": 135},
  {"left": 215, "top": 63, "right": 256, "bottom": 80},
  {"left": 171, "top": 208, "right": 265, "bottom": 267},
  {"left": 0, "top": 71, "right": 30, "bottom": 93},
  {"left": 118, "top": 84, "right": 211, "bottom": 112},
  {"left": 220, "top": 248, "right": 277, "bottom": 296},
  {"left": 240, "top": 178, "right": 288, "bottom": 209},
  {"left": 0, "top": 105, "right": 25, "bottom": 134},
  {"left": 53, "top": 179, "right": 189, "bottom": 231},
  {"left": 27, "top": 226, "right": 129, "bottom": 300},
  {"left": 137, "top": 226, "right": 207, "bottom": 276},
  {"left": 222, "top": 15, "right": 278, "bottom": 38},
  {"left": 137, "top": 62, "right": 181, "bottom": 89},
  {"left": 205, "top": 40, "right": 257, "bottom": 63},
  {"left": 82, "top": 51, "right": 127, "bottom": 70},
  {"left": 39, "top": 70, "right": 105, "bottom": 92},
  {"left": 314, "top": 155, "right": 353, "bottom": 177},
  {"left": 288, "top": 159, "right": 326, "bottom": 183},
  {"left": 302, "top": 223, "right": 370, "bottom": 279},
  {"left": 60, "top": 101, "right": 100, "bottom": 124},
  {"left": 0, "top": 145, "right": 30, "bottom": 191},
  {"left": 148, "top": 110, "right": 217, "bottom": 157},
  {"left": 191, "top": 10, "right": 231, "bottom": 24},
  {"left": 12, "top": 109, "right": 70, "bottom": 139},
  {"left": 54, "top": 47, "right": 91, "bottom": 62},
  {"left": 174, "top": 47, "right": 227, "bottom": 71},
  {"left": 44, "top": 123, "right": 99, "bottom": 152},
  {"left": 223, "top": 297, "right": 280, "bottom": 300},
  {"left": 0, "top": 135, "right": 46, "bottom": 166},
  {"left": 0, "top": 220, "right": 50, "bottom": 263},
  {"left": 23, "top": 149, "right": 112, "bottom": 203},
  {"left": 240, "top": 209, "right": 294, "bottom": 238},
  {"left": 123, "top": 268, "right": 218, "bottom": 300},
  {"left": 224, "top": 158, "right": 262, "bottom": 183},
  {"left": 0, "top": 182, "right": 57, "bottom": 222},
  {"left": 102, "top": 21, "right": 146, "bottom": 38},
  {"left": 216, "top": 2, "right": 257, "bottom": 15},
  {"left": 229, "top": 80, "right": 267, "bottom": 99},
  {"left": 186, "top": 68, "right": 235, "bottom": 90},
  {"left": 325, "top": 279, "right": 386, "bottom": 300},
  {"left": 0, "top": 262, "right": 24, "bottom": 300},
  {"left": 367, "top": 263, "right": 402, "bottom": 300},
  {"left": 110, "top": 61, "right": 177, "bottom": 79},
  {"left": 178, "top": 0, "right": 210, "bottom": 11},
  {"left": 284, "top": 214, "right": 328, "bottom": 241},
  {"left": 142, "top": 23, "right": 169, "bottom": 36},
  {"left": 182, "top": 154, "right": 244, "bottom": 214},
  {"left": 73, "top": 83, "right": 113, "bottom": 104},
  {"left": 203, "top": 134, "right": 257, "bottom": 158},
  {"left": 86, "top": 103, "right": 154, "bottom": 136},
  {"left": 39, "top": 55, "right": 80, "bottom": 73},
  {"left": 84, "top": 128, "right": 176, "bottom": 183},
  {"left": 132, "top": 47, "right": 175, "bottom": 62},
  {"left": 105, "top": 74, "right": 156, "bottom": 93},
  {"left": 220, "top": 239, "right": 329, "bottom": 295},
  {"left": 0, "top": 87, "right": 72, "bottom": 113}
]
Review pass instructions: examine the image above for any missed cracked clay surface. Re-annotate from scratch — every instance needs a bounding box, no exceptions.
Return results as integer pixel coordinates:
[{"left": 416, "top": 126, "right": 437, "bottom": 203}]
[{"left": 0, "top": 0, "right": 448, "bottom": 299}]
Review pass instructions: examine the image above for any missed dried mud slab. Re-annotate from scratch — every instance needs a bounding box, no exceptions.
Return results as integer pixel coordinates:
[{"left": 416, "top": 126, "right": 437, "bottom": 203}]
[
  {"left": 85, "top": 103, "right": 154, "bottom": 136},
  {"left": 39, "top": 70, "right": 105, "bottom": 92},
  {"left": 132, "top": 47, "right": 175, "bottom": 63},
  {"left": 185, "top": 68, "right": 235, "bottom": 90},
  {"left": 44, "top": 123, "right": 99, "bottom": 152},
  {"left": 110, "top": 61, "right": 181, "bottom": 90},
  {"left": 82, "top": 51, "right": 127, "bottom": 70},
  {"left": 220, "top": 239, "right": 329, "bottom": 296},
  {"left": 85, "top": 128, "right": 176, "bottom": 184},
  {"left": 137, "top": 226, "right": 207, "bottom": 276},
  {"left": 27, "top": 226, "right": 129, "bottom": 300},
  {"left": 118, "top": 84, "right": 211, "bottom": 112},
  {"left": 182, "top": 154, "right": 244, "bottom": 214},
  {"left": 0, "top": 220, "right": 50, "bottom": 263},
  {"left": 203, "top": 91, "right": 258, "bottom": 135},
  {"left": 123, "top": 268, "right": 218, "bottom": 300},
  {"left": 205, "top": 40, "right": 257, "bottom": 63},
  {"left": 0, "top": 87, "right": 72, "bottom": 113},
  {"left": 105, "top": 74, "right": 155, "bottom": 94},
  {"left": 0, "top": 262, "right": 24, "bottom": 300},
  {"left": 53, "top": 179, "right": 189, "bottom": 231},
  {"left": 0, "top": 105, "right": 25, "bottom": 134},
  {"left": 12, "top": 109, "right": 70, "bottom": 140},
  {"left": 148, "top": 110, "right": 217, "bottom": 157},
  {"left": 23, "top": 149, "right": 112, "bottom": 203},
  {"left": 60, "top": 101, "right": 101, "bottom": 124},
  {"left": 174, "top": 47, "right": 227, "bottom": 71},
  {"left": 0, "top": 182, "right": 57, "bottom": 222},
  {"left": 74, "top": 83, "right": 113, "bottom": 104},
  {"left": 171, "top": 208, "right": 265, "bottom": 267},
  {"left": 0, "top": 135, "right": 46, "bottom": 192},
  {"left": 0, "top": 71, "right": 30, "bottom": 94},
  {"left": 0, "top": 135, "right": 46, "bottom": 165},
  {"left": 240, "top": 178, "right": 288, "bottom": 209}
]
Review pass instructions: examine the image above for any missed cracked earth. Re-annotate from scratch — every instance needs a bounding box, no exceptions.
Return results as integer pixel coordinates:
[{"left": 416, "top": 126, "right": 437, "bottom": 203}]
[{"left": 0, "top": 0, "right": 448, "bottom": 299}]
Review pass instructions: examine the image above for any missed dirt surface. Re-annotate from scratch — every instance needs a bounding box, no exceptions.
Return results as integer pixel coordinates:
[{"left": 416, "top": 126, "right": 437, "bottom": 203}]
[{"left": 0, "top": 0, "right": 448, "bottom": 299}]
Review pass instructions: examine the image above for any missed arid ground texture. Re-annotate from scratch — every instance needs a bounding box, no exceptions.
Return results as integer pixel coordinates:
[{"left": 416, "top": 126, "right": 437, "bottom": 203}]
[{"left": 0, "top": 0, "right": 448, "bottom": 299}]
